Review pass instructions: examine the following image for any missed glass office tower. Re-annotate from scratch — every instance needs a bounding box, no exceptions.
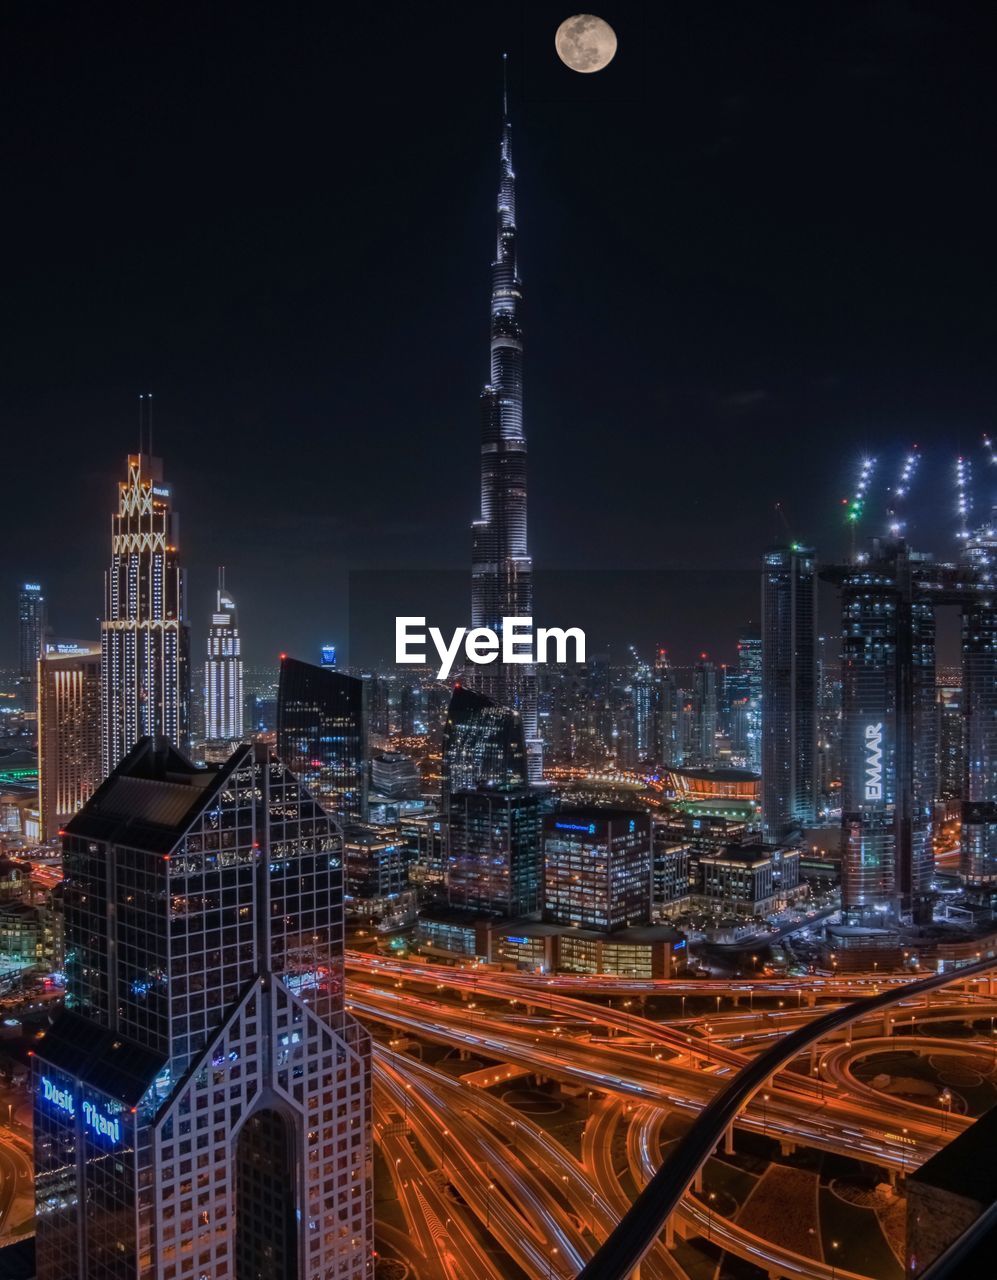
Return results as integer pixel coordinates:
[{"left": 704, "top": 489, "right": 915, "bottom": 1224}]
[
  {"left": 440, "top": 684, "right": 527, "bottom": 812},
  {"left": 277, "top": 657, "right": 368, "bottom": 824},
  {"left": 761, "top": 545, "right": 817, "bottom": 839},
  {"left": 33, "top": 736, "right": 372, "bottom": 1280},
  {"left": 447, "top": 786, "right": 543, "bottom": 915},
  {"left": 544, "top": 808, "right": 653, "bottom": 931}
]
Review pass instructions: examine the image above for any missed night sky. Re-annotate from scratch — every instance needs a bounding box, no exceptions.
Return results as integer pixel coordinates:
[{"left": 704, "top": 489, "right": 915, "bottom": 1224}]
[{"left": 4, "top": 1, "right": 996, "bottom": 667}]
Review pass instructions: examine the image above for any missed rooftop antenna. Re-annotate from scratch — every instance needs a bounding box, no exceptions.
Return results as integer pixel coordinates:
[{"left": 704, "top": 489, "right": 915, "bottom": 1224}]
[
  {"left": 138, "top": 392, "right": 154, "bottom": 456},
  {"left": 502, "top": 51, "right": 508, "bottom": 118}
]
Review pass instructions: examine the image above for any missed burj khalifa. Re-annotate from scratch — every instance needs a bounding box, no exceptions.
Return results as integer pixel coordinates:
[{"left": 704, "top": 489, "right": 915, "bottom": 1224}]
[{"left": 471, "top": 58, "right": 542, "bottom": 780}]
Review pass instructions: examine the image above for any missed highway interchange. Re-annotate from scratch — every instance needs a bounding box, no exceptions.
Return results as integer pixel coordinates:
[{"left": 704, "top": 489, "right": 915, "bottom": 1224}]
[{"left": 356, "top": 951, "right": 997, "bottom": 1280}]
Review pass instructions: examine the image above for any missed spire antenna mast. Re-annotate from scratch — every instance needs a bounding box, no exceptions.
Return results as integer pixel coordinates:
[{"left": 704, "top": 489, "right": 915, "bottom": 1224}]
[
  {"left": 137, "top": 392, "right": 154, "bottom": 456},
  {"left": 502, "top": 51, "right": 508, "bottom": 118}
]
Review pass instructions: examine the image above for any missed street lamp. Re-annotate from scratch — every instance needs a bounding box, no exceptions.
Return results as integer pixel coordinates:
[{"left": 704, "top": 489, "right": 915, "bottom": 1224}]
[
  {"left": 706, "top": 1189, "right": 716, "bottom": 1242},
  {"left": 830, "top": 1239, "right": 839, "bottom": 1280},
  {"left": 940, "top": 1090, "right": 952, "bottom": 1133},
  {"left": 440, "top": 1128, "right": 449, "bottom": 1173},
  {"left": 762, "top": 1092, "right": 769, "bottom": 1136},
  {"left": 547, "top": 1244, "right": 559, "bottom": 1279}
]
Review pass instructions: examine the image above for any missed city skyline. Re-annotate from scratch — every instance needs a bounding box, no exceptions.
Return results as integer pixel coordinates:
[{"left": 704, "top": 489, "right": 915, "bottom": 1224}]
[
  {"left": 5, "top": 3, "right": 997, "bottom": 665},
  {"left": 4, "top": 11, "right": 997, "bottom": 1278}
]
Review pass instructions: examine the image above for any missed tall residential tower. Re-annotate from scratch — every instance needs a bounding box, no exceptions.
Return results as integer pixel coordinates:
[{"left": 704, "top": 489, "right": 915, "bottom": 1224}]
[
  {"left": 37, "top": 642, "right": 102, "bottom": 841},
  {"left": 470, "top": 60, "right": 542, "bottom": 780},
  {"left": 761, "top": 544, "right": 817, "bottom": 839},
  {"left": 18, "top": 581, "right": 47, "bottom": 701},
  {"left": 101, "top": 435, "right": 190, "bottom": 775}
]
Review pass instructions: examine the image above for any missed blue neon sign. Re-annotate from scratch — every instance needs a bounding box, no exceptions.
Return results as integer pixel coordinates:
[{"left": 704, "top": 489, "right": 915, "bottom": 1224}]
[
  {"left": 41, "top": 1077, "right": 122, "bottom": 1145},
  {"left": 555, "top": 822, "right": 597, "bottom": 834}
]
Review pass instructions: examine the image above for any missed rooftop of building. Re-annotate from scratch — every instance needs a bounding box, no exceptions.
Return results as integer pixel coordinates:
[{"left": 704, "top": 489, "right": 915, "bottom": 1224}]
[
  {"left": 501, "top": 917, "right": 686, "bottom": 945},
  {"left": 64, "top": 736, "right": 250, "bottom": 853},
  {"left": 38, "top": 1009, "right": 166, "bottom": 1106},
  {"left": 546, "top": 806, "right": 648, "bottom": 824},
  {"left": 699, "top": 845, "right": 773, "bottom": 867},
  {"left": 668, "top": 765, "right": 761, "bottom": 784}
]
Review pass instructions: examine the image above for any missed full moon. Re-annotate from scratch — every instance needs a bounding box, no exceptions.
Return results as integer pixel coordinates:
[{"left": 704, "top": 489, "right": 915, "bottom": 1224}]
[{"left": 555, "top": 14, "right": 618, "bottom": 74}]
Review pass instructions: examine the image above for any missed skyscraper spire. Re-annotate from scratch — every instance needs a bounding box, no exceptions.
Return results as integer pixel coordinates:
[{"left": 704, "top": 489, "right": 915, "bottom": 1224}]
[{"left": 470, "top": 58, "right": 542, "bottom": 780}]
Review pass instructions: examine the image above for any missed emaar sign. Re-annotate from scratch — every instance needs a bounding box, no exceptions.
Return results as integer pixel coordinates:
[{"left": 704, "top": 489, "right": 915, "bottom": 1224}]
[{"left": 864, "top": 722, "right": 883, "bottom": 801}]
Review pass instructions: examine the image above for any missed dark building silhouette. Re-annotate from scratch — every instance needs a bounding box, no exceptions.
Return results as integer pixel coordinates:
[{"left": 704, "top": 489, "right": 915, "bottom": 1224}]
[
  {"left": 277, "top": 656, "right": 368, "bottom": 823},
  {"left": 440, "top": 684, "right": 527, "bottom": 812}
]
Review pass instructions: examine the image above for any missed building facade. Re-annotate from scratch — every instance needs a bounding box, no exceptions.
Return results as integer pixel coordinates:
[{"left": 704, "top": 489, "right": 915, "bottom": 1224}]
[
  {"left": 204, "top": 569, "right": 244, "bottom": 761},
  {"left": 761, "top": 544, "right": 817, "bottom": 839},
  {"left": 101, "top": 451, "right": 190, "bottom": 775},
  {"left": 447, "top": 786, "right": 544, "bottom": 916},
  {"left": 37, "top": 643, "right": 102, "bottom": 842},
  {"left": 277, "top": 657, "right": 368, "bottom": 824},
  {"left": 33, "top": 737, "right": 372, "bottom": 1280},
  {"left": 544, "top": 809, "right": 652, "bottom": 932}
]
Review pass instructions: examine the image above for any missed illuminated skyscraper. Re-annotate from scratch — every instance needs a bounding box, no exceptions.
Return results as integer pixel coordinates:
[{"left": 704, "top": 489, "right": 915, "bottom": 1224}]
[
  {"left": 33, "top": 737, "right": 372, "bottom": 1280},
  {"left": 544, "top": 809, "right": 652, "bottom": 931},
  {"left": 37, "top": 642, "right": 102, "bottom": 842},
  {"left": 761, "top": 545, "right": 817, "bottom": 838},
  {"left": 470, "top": 60, "right": 542, "bottom": 781},
  {"left": 835, "top": 538, "right": 936, "bottom": 920},
  {"left": 18, "top": 581, "right": 47, "bottom": 698},
  {"left": 277, "top": 656, "right": 368, "bottom": 823},
  {"left": 204, "top": 568, "right": 244, "bottom": 761},
  {"left": 101, "top": 435, "right": 190, "bottom": 775},
  {"left": 735, "top": 629, "right": 762, "bottom": 771},
  {"left": 960, "top": 525, "right": 997, "bottom": 883}
]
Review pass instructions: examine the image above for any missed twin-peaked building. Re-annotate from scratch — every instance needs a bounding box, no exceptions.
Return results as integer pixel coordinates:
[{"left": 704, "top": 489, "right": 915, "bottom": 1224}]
[{"left": 34, "top": 737, "right": 373, "bottom": 1280}]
